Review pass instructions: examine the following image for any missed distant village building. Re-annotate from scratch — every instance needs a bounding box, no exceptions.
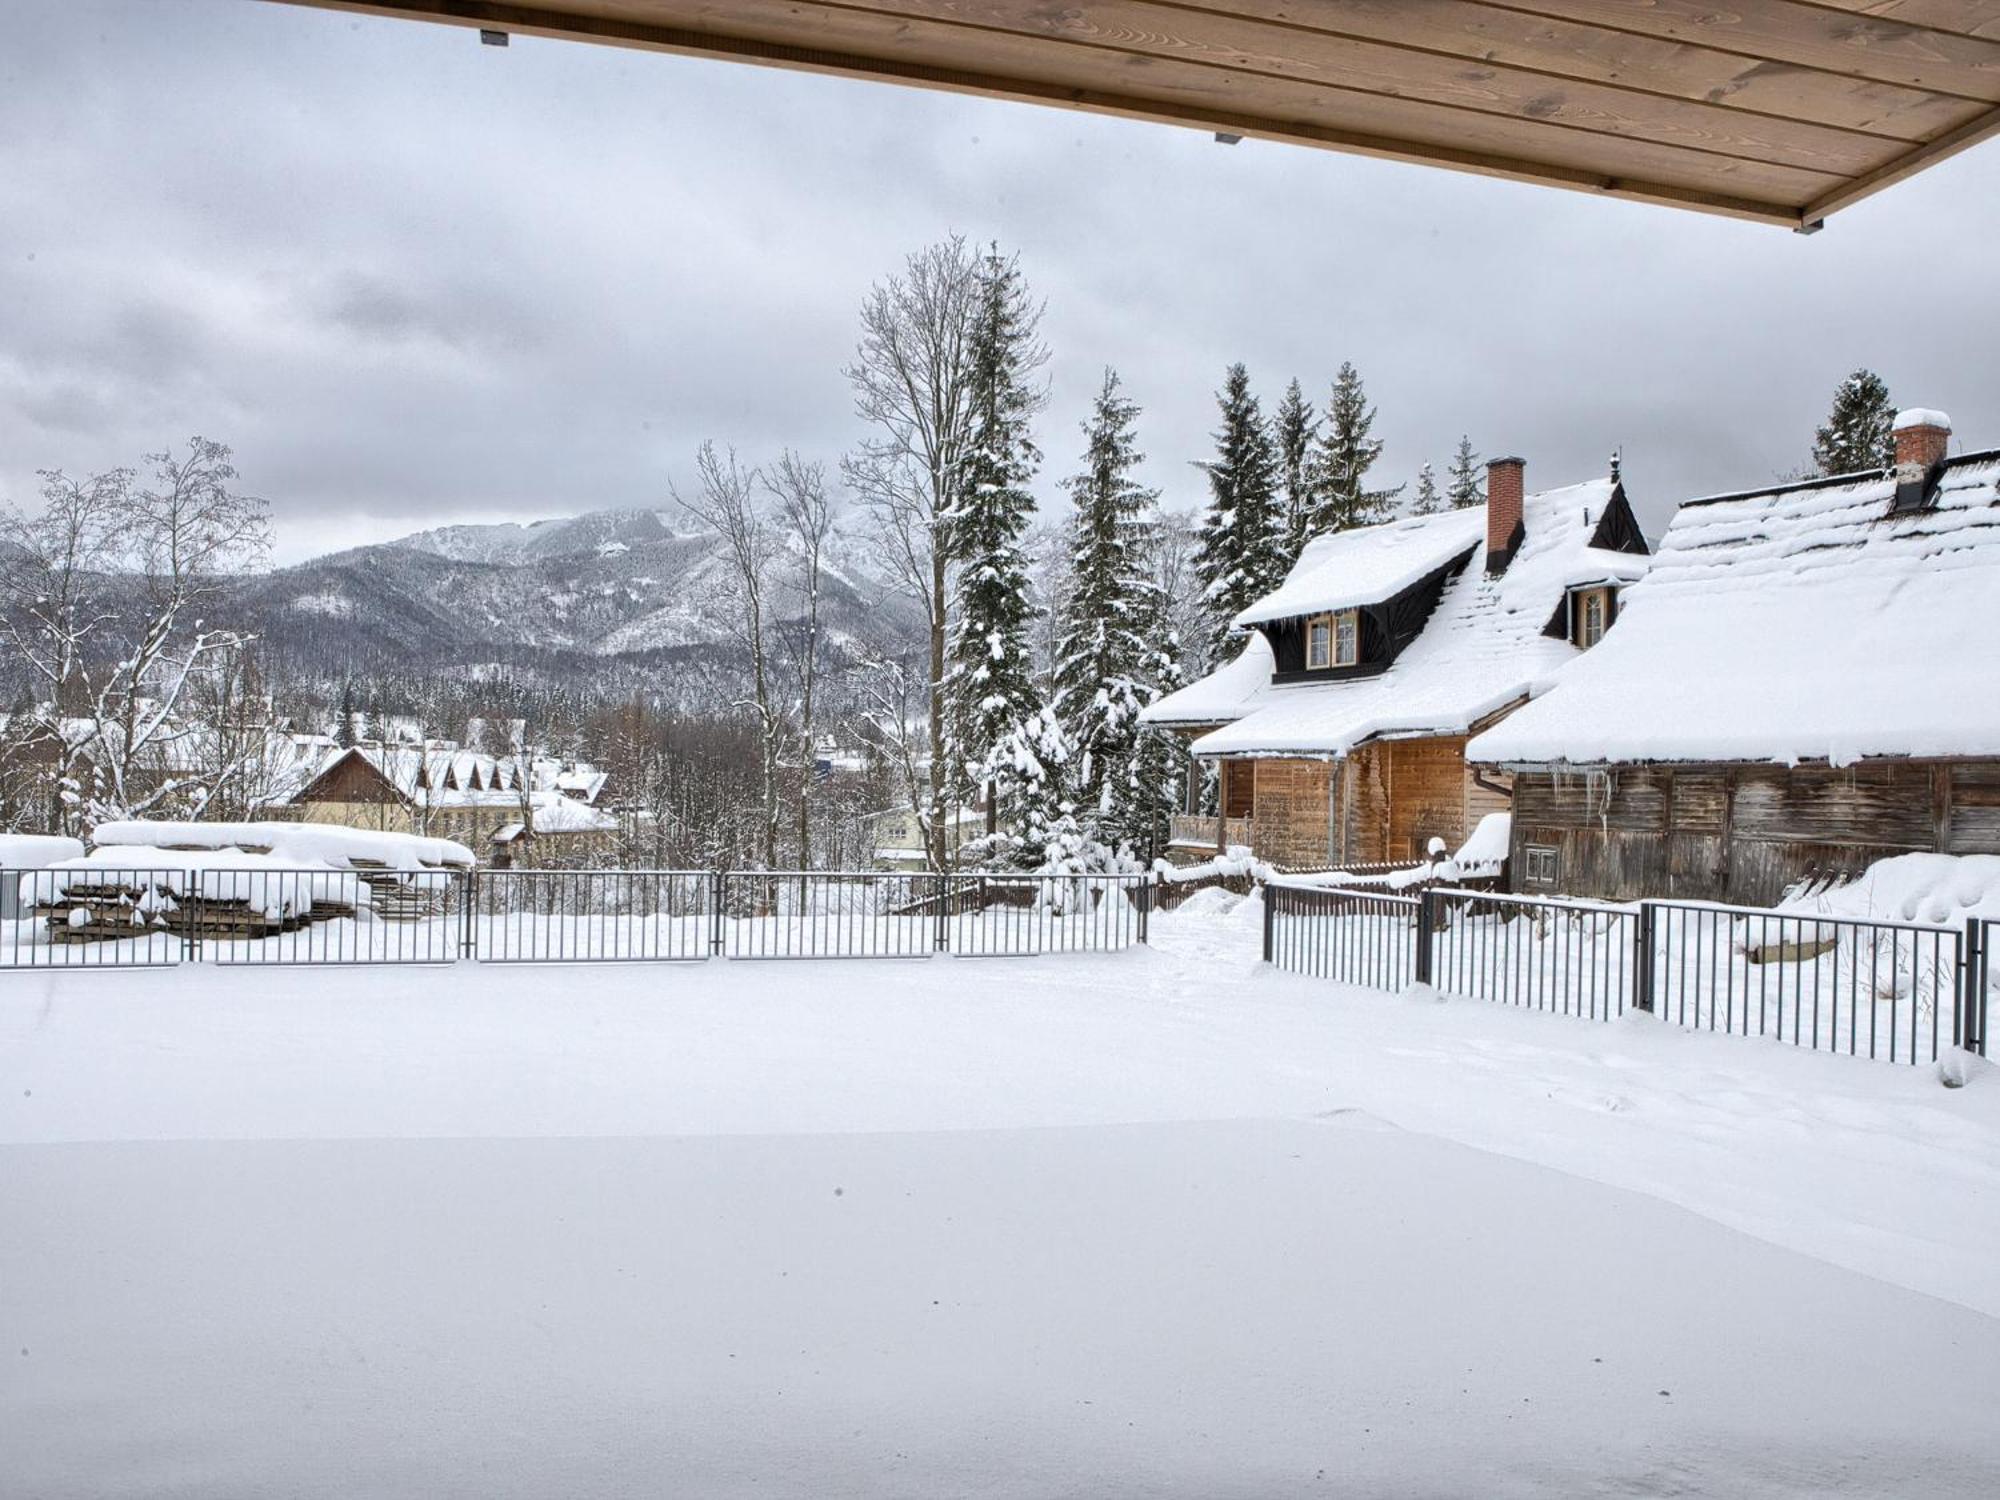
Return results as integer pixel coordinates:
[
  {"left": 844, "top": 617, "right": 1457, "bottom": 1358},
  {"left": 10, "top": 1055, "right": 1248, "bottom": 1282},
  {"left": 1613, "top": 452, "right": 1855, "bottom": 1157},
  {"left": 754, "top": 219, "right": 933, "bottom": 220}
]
[
  {"left": 283, "top": 744, "right": 619, "bottom": 868},
  {"left": 864, "top": 802, "right": 984, "bottom": 872},
  {"left": 1142, "top": 457, "right": 1648, "bottom": 870},
  {"left": 1470, "top": 411, "right": 2000, "bottom": 905}
]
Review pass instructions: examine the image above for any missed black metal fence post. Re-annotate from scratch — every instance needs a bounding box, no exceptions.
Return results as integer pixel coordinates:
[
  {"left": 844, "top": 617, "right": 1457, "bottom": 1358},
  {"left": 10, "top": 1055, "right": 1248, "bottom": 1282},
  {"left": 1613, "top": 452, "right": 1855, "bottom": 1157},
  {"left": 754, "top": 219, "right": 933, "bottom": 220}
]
[
  {"left": 1414, "top": 889, "right": 1435, "bottom": 986},
  {"left": 460, "top": 870, "right": 477, "bottom": 959},
  {"left": 1634, "top": 901, "right": 1655, "bottom": 1013},
  {"left": 1137, "top": 876, "right": 1151, "bottom": 946},
  {"left": 1261, "top": 884, "right": 1276, "bottom": 963},
  {"left": 934, "top": 872, "right": 949, "bottom": 952},
  {"left": 711, "top": 870, "right": 727, "bottom": 957},
  {"left": 1964, "top": 918, "right": 1987, "bottom": 1057}
]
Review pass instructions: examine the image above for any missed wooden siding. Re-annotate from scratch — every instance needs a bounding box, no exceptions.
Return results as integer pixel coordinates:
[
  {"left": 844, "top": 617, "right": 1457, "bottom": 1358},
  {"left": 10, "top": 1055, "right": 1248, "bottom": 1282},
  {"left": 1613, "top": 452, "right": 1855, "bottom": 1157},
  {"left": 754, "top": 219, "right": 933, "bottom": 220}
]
[
  {"left": 1510, "top": 761, "right": 2000, "bottom": 906},
  {"left": 1251, "top": 759, "right": 1332, "bottom": 869},
  {"left": 271, "top": 2, "right": 2000, "bottom": 228}
]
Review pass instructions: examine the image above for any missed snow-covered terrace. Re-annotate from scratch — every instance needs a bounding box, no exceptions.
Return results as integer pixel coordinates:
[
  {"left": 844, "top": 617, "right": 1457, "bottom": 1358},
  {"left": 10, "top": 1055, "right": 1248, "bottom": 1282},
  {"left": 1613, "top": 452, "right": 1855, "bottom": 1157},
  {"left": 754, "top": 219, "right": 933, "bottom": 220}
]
[{"left": 4, "top": 898, "right": 1997, "bottom": 1496}]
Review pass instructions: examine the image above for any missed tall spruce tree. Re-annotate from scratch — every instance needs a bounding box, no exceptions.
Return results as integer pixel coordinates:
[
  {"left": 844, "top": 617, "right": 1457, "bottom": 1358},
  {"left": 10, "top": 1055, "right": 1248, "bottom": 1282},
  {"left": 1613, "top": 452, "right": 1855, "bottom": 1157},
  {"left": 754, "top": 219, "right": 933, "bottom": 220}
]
[
  {"left": 1303, "top": 361, "right": 1399, "bottom": 537},
  {"left": 1411, "top": 461, "right": 1442, "bottom": 516},
  {"left": 1445, "top": 434, "right": 1484, "bottom": 510},
  {"left": 945, "top": 246, "right": 1048, "bottom": 831},
  {"left": 1192, "top": 363, "right": 1283, "bottom": 665},
  {"left": 1054, "top": 368, "right": 1166, "bottom": 849},
  {"left": 1274, "top": 376, "right": 1319, "bottom": 563},
  {"left": 1813, "top": 369, "right": 1896, "bottom": 476},
  {"left": 335, "top": 680, "right": 357, "bottom": 748}
]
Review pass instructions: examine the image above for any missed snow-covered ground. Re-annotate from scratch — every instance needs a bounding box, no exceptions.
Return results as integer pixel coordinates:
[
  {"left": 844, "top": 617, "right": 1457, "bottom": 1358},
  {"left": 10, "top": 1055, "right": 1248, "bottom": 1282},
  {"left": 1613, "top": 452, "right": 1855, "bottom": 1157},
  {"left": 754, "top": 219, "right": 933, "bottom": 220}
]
[{"left": 4, "top": 894, "right": 1999, "bottom": 1497}]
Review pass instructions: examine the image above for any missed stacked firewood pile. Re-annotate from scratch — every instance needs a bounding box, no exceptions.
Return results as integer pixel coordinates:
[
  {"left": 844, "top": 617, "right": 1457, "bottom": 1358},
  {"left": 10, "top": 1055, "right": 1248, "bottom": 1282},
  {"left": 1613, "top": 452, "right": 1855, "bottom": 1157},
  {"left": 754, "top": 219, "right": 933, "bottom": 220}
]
[
  {"left": 357, "top": 866, "right": 450, "bottom": 922},
  {"left": 31, "top": 871, "right": 332, "bottom": 944}
]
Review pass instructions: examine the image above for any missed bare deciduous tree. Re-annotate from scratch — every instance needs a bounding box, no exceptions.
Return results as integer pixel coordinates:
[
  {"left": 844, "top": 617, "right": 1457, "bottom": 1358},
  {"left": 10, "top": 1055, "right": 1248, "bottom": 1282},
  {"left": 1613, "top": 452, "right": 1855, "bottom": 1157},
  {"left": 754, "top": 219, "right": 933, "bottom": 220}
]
[
  {"left": 767, "top": 449, "right": 834, "bottom": 867},
  {"left": 675, "top": 441, "right": 781, "bottom": 873},
  {"left": 0, "top": 437, "right": 271, "bottom": 831},
  {"left": 843, "top": 234, "right": 984, "bottom": 872}
]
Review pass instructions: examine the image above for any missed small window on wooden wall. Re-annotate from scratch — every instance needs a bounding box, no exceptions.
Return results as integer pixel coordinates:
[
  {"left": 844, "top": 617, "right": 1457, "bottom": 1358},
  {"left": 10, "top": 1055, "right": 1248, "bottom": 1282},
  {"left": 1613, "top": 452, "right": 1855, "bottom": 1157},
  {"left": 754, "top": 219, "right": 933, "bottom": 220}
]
[
  {"left": 1522, "top": 844, "right": 1560, "bottom": 887},
  {"left": 1307, "top": 610, "right": 1359, "bottom": 669}
]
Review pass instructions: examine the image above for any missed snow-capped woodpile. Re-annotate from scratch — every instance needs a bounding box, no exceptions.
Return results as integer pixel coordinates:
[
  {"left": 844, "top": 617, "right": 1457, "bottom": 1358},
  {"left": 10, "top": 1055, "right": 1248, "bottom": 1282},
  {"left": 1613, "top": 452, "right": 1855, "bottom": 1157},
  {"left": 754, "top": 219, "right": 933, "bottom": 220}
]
[{"left": 20, "top": 822, "right": 475, "bottom": 942}]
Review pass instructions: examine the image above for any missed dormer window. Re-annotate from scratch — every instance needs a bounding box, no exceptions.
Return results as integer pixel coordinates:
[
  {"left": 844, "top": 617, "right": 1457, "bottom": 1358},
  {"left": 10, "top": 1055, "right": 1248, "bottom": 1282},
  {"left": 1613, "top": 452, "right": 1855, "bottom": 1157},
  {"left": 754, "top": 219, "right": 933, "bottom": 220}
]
[
  {"left": 1571, "top": 587, "right": 1613, "bottom": 650},
  {"left": 1307, "top": 610, "right": 1359, "bottom": 670}
]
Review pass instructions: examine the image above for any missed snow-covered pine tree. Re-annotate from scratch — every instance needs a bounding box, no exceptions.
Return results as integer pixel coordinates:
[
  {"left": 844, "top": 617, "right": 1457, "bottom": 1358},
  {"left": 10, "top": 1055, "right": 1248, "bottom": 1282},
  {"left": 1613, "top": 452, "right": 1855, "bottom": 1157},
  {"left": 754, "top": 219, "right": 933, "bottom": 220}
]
[
  {"left": 1274, "top": 377, "right": 1319, "bottom": 564},
  {"left": 1812, "top": 369, "right": 1896, "bottom": 476},
  {"left": 944, "top": 246, "right": 1049, "bottom": 843},
  {"left": 1192, "top": 363, "right": 1283, "bottom": 666},
  {"left": 1302, "top": 361, "right": 1399, "bottom": 538},
  {"left": 335, "top": 680, "right": 357, "bottom": 748},
  {"left": 1411, "top": 461, "right": 1442, "bottom": 516},
  {"left": 1053, "top": 368, "right": 1167, "bottom": 853},
  {"left": 1446, "top": 434, "right": 1484, "bottom": 510}
]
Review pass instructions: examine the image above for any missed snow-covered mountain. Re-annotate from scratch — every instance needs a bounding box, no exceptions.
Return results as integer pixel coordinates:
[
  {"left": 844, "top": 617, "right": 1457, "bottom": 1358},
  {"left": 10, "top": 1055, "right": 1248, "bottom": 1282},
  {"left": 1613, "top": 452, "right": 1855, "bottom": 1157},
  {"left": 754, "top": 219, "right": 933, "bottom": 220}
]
[{"left": 235, "top": 508, "right": 922, "bottom": 686}]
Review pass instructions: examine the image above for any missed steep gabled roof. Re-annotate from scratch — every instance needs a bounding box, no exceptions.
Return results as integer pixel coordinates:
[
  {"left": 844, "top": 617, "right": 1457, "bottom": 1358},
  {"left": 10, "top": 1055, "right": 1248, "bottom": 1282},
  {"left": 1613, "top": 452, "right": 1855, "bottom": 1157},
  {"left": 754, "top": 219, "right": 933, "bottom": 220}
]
[
  {"left": 1233, "top": 507, "right": 1486, "bottom": 628},
  {"left": 1146, "top": 477, "right": 1641, "bottom": 759},
  {"left": 1469, "top": 451, "right": 2000, "bottom": 768}
]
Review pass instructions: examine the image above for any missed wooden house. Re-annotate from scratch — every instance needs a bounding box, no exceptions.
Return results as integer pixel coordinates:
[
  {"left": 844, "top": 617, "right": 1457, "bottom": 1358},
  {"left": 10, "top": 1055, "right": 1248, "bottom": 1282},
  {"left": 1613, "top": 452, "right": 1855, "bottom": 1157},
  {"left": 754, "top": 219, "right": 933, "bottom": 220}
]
[
  {"left": 1141, "top": 457, "right": 1649, "bottom": 870},
  {"left": 1469, "top": 411, "right": 2000, "bottom": 905},
  {"left": 286, "top": 744, "right": 619, "bottom": 867}
]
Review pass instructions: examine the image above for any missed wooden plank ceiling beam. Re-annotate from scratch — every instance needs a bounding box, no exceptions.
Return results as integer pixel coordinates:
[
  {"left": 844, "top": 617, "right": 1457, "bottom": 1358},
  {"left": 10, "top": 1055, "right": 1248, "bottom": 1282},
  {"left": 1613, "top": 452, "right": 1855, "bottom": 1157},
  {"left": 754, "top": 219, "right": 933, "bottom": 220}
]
[{"left": 261, "top": 0, "right": 2000, "bottom": 228}]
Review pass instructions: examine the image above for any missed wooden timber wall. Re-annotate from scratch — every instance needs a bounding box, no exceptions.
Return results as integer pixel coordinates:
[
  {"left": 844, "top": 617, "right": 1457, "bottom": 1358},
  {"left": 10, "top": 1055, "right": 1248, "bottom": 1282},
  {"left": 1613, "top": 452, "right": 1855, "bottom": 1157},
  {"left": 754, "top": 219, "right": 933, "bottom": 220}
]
[
  {"left": 1510, "top": 761, "right": 2000, "bottom": 906},
  {"left": 1236, "top": 738, "right": 1508, "bottom": 870}
]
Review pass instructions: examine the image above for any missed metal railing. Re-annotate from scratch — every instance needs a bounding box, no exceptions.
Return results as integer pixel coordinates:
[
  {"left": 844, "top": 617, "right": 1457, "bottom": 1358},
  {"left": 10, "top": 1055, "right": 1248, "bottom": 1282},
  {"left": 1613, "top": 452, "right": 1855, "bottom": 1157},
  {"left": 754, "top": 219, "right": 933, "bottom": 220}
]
[
  {"left": 1646, "top": 901, "right": 1961, "bottom": 1065},
  {"left": 0, "top": 865, "right": 464, "bottom": 968},
  {"left": 472, "top": 868, "right": 713, "bottom": 963},
  {"left": 1, "top": 865, "right": 188, "bottom": 969},
  {"left": 1266, "top": 884, "right": 1990, "bottom": 1066},
  {"left": 716, "top": 871, "right": 1148, "bottom": 959},
  {"left": 1264, "top": 884, "right": 1419, "bottom": 991},
  {"left": 1428, "top": 889, "right": 1640, "bottom": 1021},
  {"left": 3, "top": 865, "right": 1152, "bottom": 969}
]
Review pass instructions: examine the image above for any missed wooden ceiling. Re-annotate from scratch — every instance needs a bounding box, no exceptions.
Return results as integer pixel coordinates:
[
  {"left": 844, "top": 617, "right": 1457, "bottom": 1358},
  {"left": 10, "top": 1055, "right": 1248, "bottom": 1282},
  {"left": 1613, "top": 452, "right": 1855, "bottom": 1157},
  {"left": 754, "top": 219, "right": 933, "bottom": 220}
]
[{"left": 268, "top": 1, "right": 2000, "bottom": 228}]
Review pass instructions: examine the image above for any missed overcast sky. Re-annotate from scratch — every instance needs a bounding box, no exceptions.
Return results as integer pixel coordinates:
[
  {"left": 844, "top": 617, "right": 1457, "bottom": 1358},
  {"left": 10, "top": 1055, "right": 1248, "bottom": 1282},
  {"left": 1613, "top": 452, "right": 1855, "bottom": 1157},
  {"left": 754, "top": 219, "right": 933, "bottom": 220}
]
[{"left": 4, "top": 0, "right": 1998, "bottom": 564}]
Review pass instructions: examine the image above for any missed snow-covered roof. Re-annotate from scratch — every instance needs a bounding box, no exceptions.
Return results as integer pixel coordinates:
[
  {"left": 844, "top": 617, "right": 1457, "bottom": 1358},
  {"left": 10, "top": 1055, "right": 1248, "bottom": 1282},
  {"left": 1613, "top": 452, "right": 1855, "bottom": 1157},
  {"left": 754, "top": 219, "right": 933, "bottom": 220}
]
[
  {"left": 524, "top": 791, "right": 618, "bottom": 835},
  {"left": 1139, "top": 633, "right": 1285, "bottom": 728},
  {"left": 1176, "top": 479, "right": 1636, "bottom": 758},
  {"left": 1469, "top": 452, "right": 2000, "bottom": 768},
  {"left": 1232, "top": 506, "right": 1487, "bottom": 628}
]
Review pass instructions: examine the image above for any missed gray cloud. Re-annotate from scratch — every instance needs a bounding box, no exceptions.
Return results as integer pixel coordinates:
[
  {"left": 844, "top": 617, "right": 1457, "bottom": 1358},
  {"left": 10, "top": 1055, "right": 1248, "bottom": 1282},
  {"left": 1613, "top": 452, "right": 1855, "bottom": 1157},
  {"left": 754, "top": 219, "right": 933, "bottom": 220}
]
[{"left": 2, "top": 0, "right": 1997, "bottom": 562}]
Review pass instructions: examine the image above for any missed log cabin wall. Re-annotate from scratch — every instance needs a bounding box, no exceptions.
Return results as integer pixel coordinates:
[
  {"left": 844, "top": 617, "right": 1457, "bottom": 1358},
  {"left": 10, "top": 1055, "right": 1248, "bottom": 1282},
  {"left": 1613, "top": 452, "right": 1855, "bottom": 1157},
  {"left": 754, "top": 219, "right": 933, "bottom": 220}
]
[
  {"left": 1250, "top": 758, "right": 1333, "bottom": 869},
  {"left": 1509, "top": 762, "right": 2000, "bottom": 906}
]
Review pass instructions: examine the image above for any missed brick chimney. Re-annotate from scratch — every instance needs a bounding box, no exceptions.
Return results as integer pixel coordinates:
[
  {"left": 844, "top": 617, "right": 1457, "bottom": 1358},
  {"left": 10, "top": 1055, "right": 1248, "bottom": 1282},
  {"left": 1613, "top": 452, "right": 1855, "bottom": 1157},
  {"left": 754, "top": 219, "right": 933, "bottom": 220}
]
[
  {"left": 1892, "top": 408, "right": 1951, "bottom": 473},
  {"left": 1889, "top": 409, "right": 1951, "bottom": 514},
  {"left": 1486, "top": 456, "right": 1525, "bottom": 574}
]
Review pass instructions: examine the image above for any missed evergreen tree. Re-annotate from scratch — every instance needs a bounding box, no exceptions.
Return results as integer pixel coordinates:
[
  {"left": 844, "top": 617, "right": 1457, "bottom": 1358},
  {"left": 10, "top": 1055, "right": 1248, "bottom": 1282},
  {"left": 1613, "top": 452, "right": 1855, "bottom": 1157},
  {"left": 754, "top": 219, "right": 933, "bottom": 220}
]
[
  {"left": 1302, "top": 361, "right": 1399, "bottom": 536},
  {"left": 945, "top": 246, "right": 1048, "bottom": 830},
  {"left": 1053, "top": 368, "right": 1166, "bottom": 851},
  {"left": 1446, "top": 434, "right": 1484, "bottom": 510},
  {"left": 1411, "top": 461, "right": 1442, "bottom": 516},
  {"left": 1192, "top": 363, "right": 1283, "bottom": 665},
  {"left": 1274, "top": 376, "right": 1319, "bottom": 562},
  {"left": 1813, "top": 369, "right": 1896, "bottom": 476},
  {"left": 335, "top": 680, "right": 357, "bottom": 748}
]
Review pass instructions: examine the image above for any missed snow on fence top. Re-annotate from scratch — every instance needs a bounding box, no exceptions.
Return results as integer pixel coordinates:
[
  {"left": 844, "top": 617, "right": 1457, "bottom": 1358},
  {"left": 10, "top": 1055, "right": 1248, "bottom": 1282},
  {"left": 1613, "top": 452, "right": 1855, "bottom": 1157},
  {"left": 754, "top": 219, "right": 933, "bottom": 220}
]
[
  {"left": 89, "top": 820, "right": 477, "bottom": 870},
  {"left": 1188, "top": 479, "right": 1644, "bottom": 758},
  {"left": 1470, "top": 452, "right": 2000, "bottom": 768}
]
